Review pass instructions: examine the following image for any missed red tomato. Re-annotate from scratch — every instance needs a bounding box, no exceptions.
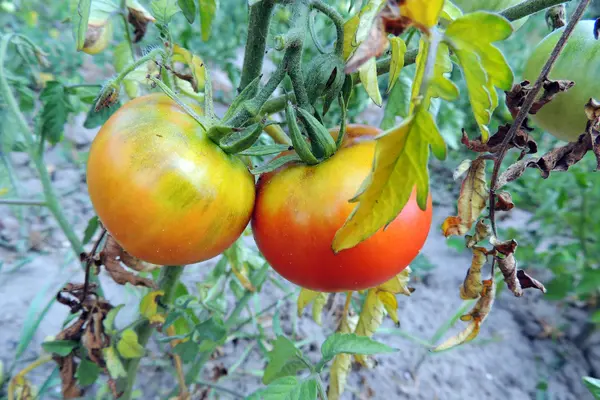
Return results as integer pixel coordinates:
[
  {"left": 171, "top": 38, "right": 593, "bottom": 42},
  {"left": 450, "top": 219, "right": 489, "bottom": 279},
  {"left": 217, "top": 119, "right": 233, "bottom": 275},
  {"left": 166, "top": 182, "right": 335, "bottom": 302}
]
[
  {"left": 252, "top": 125, "right": 432, "bottom": 292},
  {"left": 87, "top": 93, "right": 255, "bottom": 265}
]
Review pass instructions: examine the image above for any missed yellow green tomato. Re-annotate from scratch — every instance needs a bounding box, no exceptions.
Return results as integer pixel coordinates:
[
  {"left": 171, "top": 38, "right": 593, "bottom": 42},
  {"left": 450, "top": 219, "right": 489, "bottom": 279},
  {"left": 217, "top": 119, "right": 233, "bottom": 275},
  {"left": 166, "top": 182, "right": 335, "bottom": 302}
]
[{"left": 523, "top": 21, "right": 600, "bottom": 142}]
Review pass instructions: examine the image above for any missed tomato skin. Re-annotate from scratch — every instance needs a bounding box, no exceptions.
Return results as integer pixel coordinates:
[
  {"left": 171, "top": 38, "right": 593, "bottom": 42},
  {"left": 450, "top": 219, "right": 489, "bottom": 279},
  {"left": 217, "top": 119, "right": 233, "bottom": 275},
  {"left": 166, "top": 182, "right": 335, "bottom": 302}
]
[
  {"left": 252, "top": 125, "right": 432, "bottom": 292},
  {"left": 452, "top": 0, "right": 528, "bottom": 29},
  {"left": 523, "top": 21, "right": 600, "bottom": 142},
  {"left": 87, "top": 93, "right": 255, "bottom": 265}
]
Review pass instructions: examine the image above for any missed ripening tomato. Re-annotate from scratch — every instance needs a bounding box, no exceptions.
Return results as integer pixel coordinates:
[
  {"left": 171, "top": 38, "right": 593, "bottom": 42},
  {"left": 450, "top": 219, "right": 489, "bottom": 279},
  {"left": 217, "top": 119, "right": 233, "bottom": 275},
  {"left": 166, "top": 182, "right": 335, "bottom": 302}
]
[
  {"left": 82, "top": 21, "right": 113, "bottom": 55},
  {"left": 252, "top": 125, "right": 432, "bottom": 292},
  {"left": 87, "top": 93, "right": 255, "bottom": 265},
  {"left": 523, "top": 20, "right": 600, "bottom": 142},
  {"left": 452, "top": 0, "right": 528, "bottom": 29}
]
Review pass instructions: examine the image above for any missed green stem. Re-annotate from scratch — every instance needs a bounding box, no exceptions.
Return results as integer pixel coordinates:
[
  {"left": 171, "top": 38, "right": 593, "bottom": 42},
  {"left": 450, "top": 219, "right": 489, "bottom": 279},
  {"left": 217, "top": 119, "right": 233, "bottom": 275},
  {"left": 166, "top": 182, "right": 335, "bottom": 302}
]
[
  {"left": 195, "top": 380, "right": 245, "bottom": 399},
  {"left": 316, "top": 375, "right": 329, "bottom": 400},
  {"left": 0, "top": 198, "right": 46, "bottom": 206},
  {"left": 500, "top": 0, "right": 573, "bottom": 21},
  {"left": 115, "top": 48, "right": 164, "bottom": 83},
  {"left": 239, "top": 0, "right": 276, "bottom": 91},
  {"left": 0, "top": 35, "right": 96, "bottom": 287},
  {"left": 120, "top": 0, "right": 136, "bottom": 60},
  {"left": 121, "top": 266, "right": 185, "bottom": 400},
  {"left": 286, "top": 0, "right": 311, "bottom": 110},
  {"left": 309, "top": 0, "right": 345, "bottom": 56}
]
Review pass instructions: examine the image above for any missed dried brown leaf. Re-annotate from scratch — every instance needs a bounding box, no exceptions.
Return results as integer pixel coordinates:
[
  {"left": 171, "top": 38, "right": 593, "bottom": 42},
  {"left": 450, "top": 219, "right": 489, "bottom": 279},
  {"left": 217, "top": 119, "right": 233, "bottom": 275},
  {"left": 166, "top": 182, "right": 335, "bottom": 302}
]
[
  {"left": 344, "top": 17, "right": 388, "bottom": 74},
  {"left": 465, "top": 220, "right": 491, "bottom": 248},
  {"left": 459, "top": 248, "right": 486, "bottom": 300},
  {"left": 490, "top": 236, "right": 518, "bottom": 256},
  {"left": 442, "top": 158, "right": 488, "bottom": 237},
  {"left": 497, "top": 253, "right": 522, "bottom": 297},
  {"left": 54, "top": 354, "right": 83, "bottom": 399},
  {"left": 100, "top": 236, "right": 157, "bottom": 288},
  {"left": 462, "top": 125, "right": 537, "bottom": 155},
  {"left": 127, "top": 8, "right": 154, "bottom": 42},
  {"left": 506, "top": 79, "right": 575, "bottom": 117},
  {"left": 494, "top": 191, "right": 514, "bottom": 211},
  {"left": 517, "top": 270, "right": 546, "bottom": 293}
]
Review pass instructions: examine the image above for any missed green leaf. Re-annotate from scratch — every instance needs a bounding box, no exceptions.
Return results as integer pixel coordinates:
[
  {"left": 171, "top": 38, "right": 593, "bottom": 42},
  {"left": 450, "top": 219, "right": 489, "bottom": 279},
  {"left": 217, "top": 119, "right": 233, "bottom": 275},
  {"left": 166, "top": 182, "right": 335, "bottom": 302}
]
[
  {"left": 239, "top": 144, "right": 291, "bottom": 156},
  {"left": 70, "top": 0, "right": 92, "bottom": 51},
  {"left": 117, "top": 329, "right": 145, "bottom": 358},
  {"left": 583, "top": 376, "right": 600, "bottom": 399},
  {"left": 320, "top": 333, "right": 396, "bottom": 364},
  {"left": 358, "top": 57, "right": 382, "bottom": 106},
  {"left": 333, "top": 105, "right": 445, "bottom": 251},
  {"left": 544, "top": 276, "right": 573, "bottom": 301},
  {"left": 40, "top": 81, "right": 70, "bottom": 145},
  {"left": 247, "top": 376, "right": 305, "bottom": 400},
  {"left": 103, "top": 304, "right": 124, "bottom": 335},
  {"left": 387, "top": 37, "right": 407, "bottom": 93},
  {"left": 263, "top": 336, "right": 309, "bottom": 385},
  {"left": 195, "top": 316, "right": 226, "bottom": 343},
  {"left": 75, "top": 358, "right": 100, "bottom": 386},
  {"left": 151, "top": 0, "right": 180, "bottom": 25},
  {"left": 178, "top": 0, "right": 196, "bottom": 23},
  {"left": 440, "top": 0, "right": 462, "bottom": 21},
  {"left": 199, "top": 0, "right": 217, "bottom": 41},
  {"left": 82, "top": 216, "right": 99, "bottom": 244},
  {"left": 381, "top": 73, "right": 411, "bottom": 130},
  {"left": 591, "top": 310, "right": 600, "bottom": 323},
  {"left": 103, "top": 346, "right": 127, "bottom": 378},
  {"left": 445, "top": 11, "right": 513, "bottom": 141},
  {"left": 575, "top": 269, "right": 600, "bottom": 296},
  {"left": 83, "top": 101, "right": 120, "bottom": 129},
  {"left": 42, "top": 340, "right": 78, "bottom": 356},
  {"left": 173, "top": 339, "right": 198, "bottom": 363}
]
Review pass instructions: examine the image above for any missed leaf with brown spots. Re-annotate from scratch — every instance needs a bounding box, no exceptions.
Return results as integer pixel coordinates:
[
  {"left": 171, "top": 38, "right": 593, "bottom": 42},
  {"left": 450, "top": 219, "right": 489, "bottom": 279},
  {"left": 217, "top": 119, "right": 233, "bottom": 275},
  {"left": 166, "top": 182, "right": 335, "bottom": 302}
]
[
  {"left": 460, "top": 247, "right": 487, "bottom": 300},
  {"left": 465, "top": 220, "right": 491, "bottom": 248},
  {"left": 442, "top": 158, "right": 488, "bottom": 237},
  {"left": 505, "top": 79, "right": 575, "bottom": 117}
]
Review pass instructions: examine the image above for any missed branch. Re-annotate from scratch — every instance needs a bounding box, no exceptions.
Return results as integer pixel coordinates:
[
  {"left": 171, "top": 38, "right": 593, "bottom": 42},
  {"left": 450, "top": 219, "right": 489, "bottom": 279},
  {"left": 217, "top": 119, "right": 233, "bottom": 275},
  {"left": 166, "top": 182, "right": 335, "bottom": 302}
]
[
  {"left": 310, "top": 0, "right": 345, "bottom": 56},
  {"left": 0, "top": 198, "right": 46, "bottom": 206},
  {"left": 239, "top": 0, "right": 276, "bottom": 91},
  {"left": 488, "top": 0, "right": 591, "bottom": 235},
  {"left": 501, "top": 0, "right": 573, "bottom": 22}
]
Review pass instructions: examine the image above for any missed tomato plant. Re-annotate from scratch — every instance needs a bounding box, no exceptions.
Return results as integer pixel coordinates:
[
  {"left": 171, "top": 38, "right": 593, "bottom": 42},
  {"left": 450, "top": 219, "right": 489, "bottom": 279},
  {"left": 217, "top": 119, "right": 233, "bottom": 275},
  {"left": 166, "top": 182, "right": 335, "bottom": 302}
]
[
  {"left": 452, "top": 0, "right": 529, "bottom": 28},
  {"left": 87, "top": 93, "right": 255, "bottom": 265},
  {"left": 252, "top": 125, "right": 432, "bottom": 292},
  {"left": 523, "top": 20, "right": 600, "bottom": 142}
]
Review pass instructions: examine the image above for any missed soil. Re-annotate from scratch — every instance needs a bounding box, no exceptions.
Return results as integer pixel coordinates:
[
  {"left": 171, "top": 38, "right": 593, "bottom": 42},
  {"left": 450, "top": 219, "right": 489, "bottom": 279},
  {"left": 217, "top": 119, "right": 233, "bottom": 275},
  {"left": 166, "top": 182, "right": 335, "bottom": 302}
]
[{"left": 1, "top": 93, "right": 598, "bottom": 400}]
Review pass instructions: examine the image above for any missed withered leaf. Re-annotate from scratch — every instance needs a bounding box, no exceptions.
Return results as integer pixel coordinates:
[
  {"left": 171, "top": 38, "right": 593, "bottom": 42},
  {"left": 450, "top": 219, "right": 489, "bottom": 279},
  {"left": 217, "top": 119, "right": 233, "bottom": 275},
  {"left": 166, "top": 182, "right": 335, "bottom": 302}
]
[
  {"left": 100, "top": 236, "right": 157, "bottom": 288},
  {"left": 497, "top": 253, "right": 522, "bottom": 297},
  {"left": 517, "top": 270, "right": 546, "bottom": 293},
  {"left": 460, "top": 247, "right": 486, "bottom": 300},
  {"left": 585, "top": 98, "right": 600, "bottom": 126},
  {"left": 505, "top": 79, "right": 575, "bottom": 117},
  {"left": 344, "top": 17, "right": 388, "bottom": 74},
  {"left": 442, "top": 158, "right": 488, "bottom": 237},
  {"left": 462, "top": 125, "right": 537, "bottom": 155},
  {"left": 126, "top": 4, "right": 155, "bottom": 43},
  {"left": 434, "top": 279, "right": 495, "bottom": 352},
  {"left": 490, "top": 236, "right": 517, "bottom": 256},
  {"left": 494, "top": 191, "right": 514, "bottom": 211},
  {"left": 55, "top": 354, "right": 83, "bottom": 399},
  {"left": 465, "top": 220, "right": 491, "bottom": 248}
]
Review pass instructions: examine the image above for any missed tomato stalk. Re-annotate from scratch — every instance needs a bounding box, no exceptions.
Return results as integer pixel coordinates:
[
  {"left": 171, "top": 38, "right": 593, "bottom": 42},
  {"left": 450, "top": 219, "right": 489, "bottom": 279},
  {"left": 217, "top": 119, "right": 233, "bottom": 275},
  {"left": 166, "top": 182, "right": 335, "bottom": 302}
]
[
  {"left": 121, "top": 265, "right": 185, "bottom": 400},
  {"left": 309, "top": 0, "right": 345, "bottom": 57}
]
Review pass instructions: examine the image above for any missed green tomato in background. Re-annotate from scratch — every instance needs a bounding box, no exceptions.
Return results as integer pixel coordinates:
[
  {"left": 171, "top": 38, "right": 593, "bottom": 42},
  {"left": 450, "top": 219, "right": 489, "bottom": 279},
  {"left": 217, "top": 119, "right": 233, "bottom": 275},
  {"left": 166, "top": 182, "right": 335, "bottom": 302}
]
[
  {"left": 452, "top": 0, "right": 528, "bottom": 29},
  {"left": 523, "top": 21, "right": 600, "bottom": 142}
]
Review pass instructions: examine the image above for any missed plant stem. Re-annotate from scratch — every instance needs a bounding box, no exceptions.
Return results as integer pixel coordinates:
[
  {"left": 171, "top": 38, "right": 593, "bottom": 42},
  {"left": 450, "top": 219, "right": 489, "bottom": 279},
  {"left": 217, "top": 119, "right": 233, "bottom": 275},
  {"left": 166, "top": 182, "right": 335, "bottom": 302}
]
[
  {"left": 121, "top": 266, "right": 185, "bottom": 400},
  {"left": 310, "top": 0, "right": 345, "bottom": 56},
  {"left": 115, "top": 48, "right": 163, "bottom": 83},
  {"left": 286, "top": 0, "right": 311, "bottom": 110},
  {"left": 488, "top": 0, "right": 591, "bottom": 236},
  {"left": 501, "top": 0, "right": 573, "bottom": 22},
  {"left": 120, "top": 0, "right": 136, "bottom": 61},
  {"left": 239, "top": 0, "right": 276, "bottom": 91},
  {"left": 0, "top": 198, "right": 47, "bottom": 206},
  {"left": 195, "top": 380, "right": 245, "bottom": 399}
]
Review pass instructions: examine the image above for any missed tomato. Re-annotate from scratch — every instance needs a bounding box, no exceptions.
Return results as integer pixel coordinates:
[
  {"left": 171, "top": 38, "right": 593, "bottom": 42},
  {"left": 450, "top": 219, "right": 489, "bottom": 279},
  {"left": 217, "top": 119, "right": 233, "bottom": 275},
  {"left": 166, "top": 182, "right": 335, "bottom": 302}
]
[
  {"left": 82, "top": 21, "right": 113, "bottom": 55},
  {"left": 251, "top": 125, "right": 432, "bottom": 292},
  {"left": 523, "top": 21, "right": 600, "bottom": 142},
  {"left": 452, "top": 0, "right": 528, "bottom": 29},
  {"left": 87, "top": 93, "right": 255, "bottom": 265}
]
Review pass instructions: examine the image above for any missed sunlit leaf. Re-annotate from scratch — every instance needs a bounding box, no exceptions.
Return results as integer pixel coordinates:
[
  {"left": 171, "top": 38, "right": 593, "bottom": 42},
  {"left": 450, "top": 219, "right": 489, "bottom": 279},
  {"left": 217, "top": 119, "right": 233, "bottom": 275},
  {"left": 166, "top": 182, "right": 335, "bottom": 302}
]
[
  {"left": 172, "top": 44, "right": 206, "bottom": 92},
  {"left": 387, "top": 37, "right": 407, "bottom": 93},
  {"left": 377, "top": 267, "right": 412, "bottom": 295},
  {"left": 139, "top": 290, "right": 165, "bottom": 324},
  {"left": 377, "top": 291, "right": 399, "bottom": 324},
  {"left": 398, "top": 0, "right": 444, "bottom": 29},
  {"left": 70, "top": 0, "right": 91, "bottom": 51},
  {"left": 333, "top": 106, "right": 445, "bottom": 252},
  {"left": 312, "top": 292, "right": 328, "bottom": 326},
  {"left": 440, "top": 0, "right": 463, "bottom": 21},
  {"left": 441, "top": 158, "right": 488, "bottom": 237},
  {"left": 321, "top": 333, "right": 396, "bottom": 364},
  {"left": 358, "top": 57, "right": 382, "bottom": 106},
  {"left": 117, "top": 329, "right": 145, "bottom": 358},
  {"left": 297, "top": 288, "right": 320, "bottom": 317},
  {"left": 342, "top": 14, "right": 360, "bottom": 61},
  {"left": 354, "top": 289, "right": 384, "bottom": 367},
  {"left": 199, "top": 0, "right": 217, "bottom": 41},
  {"left": 445, "top": 12, "right": 513, "bottom": 141},
  {"left": 151, "top": 0, "right": 180, "bottom": 24},
  {"left": 103, "top": 346, "right": 126, "bottom": 378}
]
